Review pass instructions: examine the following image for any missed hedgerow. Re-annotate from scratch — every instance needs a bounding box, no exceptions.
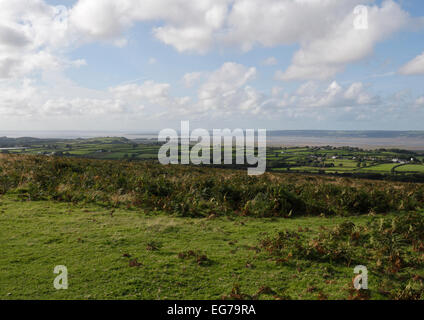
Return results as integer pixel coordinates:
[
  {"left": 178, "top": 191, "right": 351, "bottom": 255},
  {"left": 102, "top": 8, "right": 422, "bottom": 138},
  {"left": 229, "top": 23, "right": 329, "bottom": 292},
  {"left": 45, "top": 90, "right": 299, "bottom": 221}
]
[{"left": 0, "top": 154, "right": 423, "bottom": 217}]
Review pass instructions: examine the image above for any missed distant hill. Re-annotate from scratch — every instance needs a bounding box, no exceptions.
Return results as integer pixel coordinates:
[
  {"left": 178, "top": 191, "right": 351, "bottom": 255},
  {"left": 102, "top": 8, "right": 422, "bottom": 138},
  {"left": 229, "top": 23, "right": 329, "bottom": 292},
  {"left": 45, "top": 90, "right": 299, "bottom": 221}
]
[
  {"left": 0, "top": 137, "right": 53, "bottom": 147},
  {"left": 0, "top": 136, "right": 131, "bottom": 148}
]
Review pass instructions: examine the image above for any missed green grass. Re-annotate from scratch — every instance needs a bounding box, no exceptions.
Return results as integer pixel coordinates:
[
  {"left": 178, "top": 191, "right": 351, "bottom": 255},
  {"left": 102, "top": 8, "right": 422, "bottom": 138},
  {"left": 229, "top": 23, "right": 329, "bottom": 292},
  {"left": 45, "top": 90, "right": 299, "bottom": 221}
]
[
  {"left": 286, "top": 166, "right": 322, "bottom": 172},
  {"left": 396, "top": 165, "right": 424, "bottom": 173},
  {"left": 2, "top": 195, "right": 418, "bottom": 300},
  {"left": 359, "top": 164, "right": 399, "bottom": 172},
  {"left": 324, "top": 159, "right": 358, "bottom": 168}
]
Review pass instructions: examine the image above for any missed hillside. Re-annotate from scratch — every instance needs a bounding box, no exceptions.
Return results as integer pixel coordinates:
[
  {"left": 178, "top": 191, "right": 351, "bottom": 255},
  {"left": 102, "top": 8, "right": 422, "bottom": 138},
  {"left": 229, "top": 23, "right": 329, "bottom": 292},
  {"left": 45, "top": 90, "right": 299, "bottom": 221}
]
[{"left": 1, "top": 154, "right": 424, "bottom": 300}]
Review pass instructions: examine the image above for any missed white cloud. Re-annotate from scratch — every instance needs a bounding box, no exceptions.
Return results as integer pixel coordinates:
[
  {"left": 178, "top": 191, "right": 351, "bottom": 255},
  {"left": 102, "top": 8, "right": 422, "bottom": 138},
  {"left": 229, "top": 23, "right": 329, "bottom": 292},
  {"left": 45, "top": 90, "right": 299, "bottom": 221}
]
[
  {"left": 114, "top": 38, "right": 128, "bottom": 48},
  {"left": 261, "top": 57, "right": 278, "bottom": 66},
  {"left": 69, "top": 0, "right": 385, "bottom": 62},
  {"left": 67, "top": 1, "right": 413, "bottom": 65},
  {"left": 399, "top": 52, "right": 424, "bottom": 75},
  {"left": 0, "top": 24, "right": 30, "bottom": 48},
  {"left": 0, "top": 62, "right": 259, "bottom": 120},
  {"left": 0, "top": 0, "right": 422, "bottom": 130},
  {"left": 70, "top": 0, "right": 230, "bottom": 53},
  {"left": 199, "top": 62, "right": 256, "bottom": 99},
  {"left": 154, "top": 25, "right": 214, "bottom": 54},
  {"left": 344, "top": 82, "right": 376, "bottom": 104},
  {"left": 196, "top": 62, "right": 257, "bottom": 115},
  {"left": 69, "top": 0, "right": 131, "bottom": 40},
  {"left": 182, "top": 72, "right": 203, "bottom": 87},
  {"left": 111, "top": 81, "right": 173, "bottom": 107},
  {"left": 0, "top": 79, "right": 38, "bottom": 116},
  {"left": 415, "top": 96, "right": 424, "bottom": 106},
  {"left": 276, "top": 0, "right": 410, "bottom": 80},
  {"left": 179, "top": 65, "right": 382, "bottom": 120},
  {"left": 0, "top": 0, "right": 82, "bottom": 78},
  {"left": 264, "top": 80, "right": 380, "bottom": 114},
  {"left": 0, "top": 60, "right": 417, "bottom": 128},
  {"left": 0, "top": 0, "right": 416, "bottom": 82},
  {"left": 296, "top": 81, "right": 318, "bottom": 96},
  {"left": 0, "top": 78, "right": 186, "bottom": 118},
  {"left": 271, "top": 86, "right": 283, "bottom": 97},
  {"left": 40, "top": 98, "right": 129, "bottom": 116}
]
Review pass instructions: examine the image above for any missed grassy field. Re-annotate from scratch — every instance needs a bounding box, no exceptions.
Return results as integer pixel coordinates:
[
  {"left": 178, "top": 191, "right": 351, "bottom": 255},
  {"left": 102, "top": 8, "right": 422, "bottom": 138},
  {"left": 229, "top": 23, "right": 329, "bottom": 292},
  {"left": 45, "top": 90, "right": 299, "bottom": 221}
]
[
  {"left": 1, "top": 195, "right": 423, "bottom": 300},
  {"left": 0, "top": 195, "right": 363, "bottom": 299},
  {"left": 1, "top": 154, "right": 424, "bottom": 300},
  {"left": 396, "top": 165, "right": 424, "bottom": 173},
  {"left": 359, "top": 163, "right": 399, "bottom": 172}
]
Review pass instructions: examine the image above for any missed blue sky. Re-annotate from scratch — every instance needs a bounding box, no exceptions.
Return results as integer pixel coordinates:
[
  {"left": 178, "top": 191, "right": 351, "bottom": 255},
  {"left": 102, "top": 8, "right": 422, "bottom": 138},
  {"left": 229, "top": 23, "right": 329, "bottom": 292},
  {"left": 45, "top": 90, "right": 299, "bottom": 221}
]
[{"left": 1, "top": 0, "right": 424, "bottom": 131}]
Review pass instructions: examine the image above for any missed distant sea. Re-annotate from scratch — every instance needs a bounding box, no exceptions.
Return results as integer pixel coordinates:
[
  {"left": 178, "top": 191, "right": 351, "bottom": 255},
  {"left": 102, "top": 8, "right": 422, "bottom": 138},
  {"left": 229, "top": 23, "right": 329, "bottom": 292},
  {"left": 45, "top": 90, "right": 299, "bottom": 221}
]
[{"left": 1, "top": 130, "right": 423, "bottom": 150}]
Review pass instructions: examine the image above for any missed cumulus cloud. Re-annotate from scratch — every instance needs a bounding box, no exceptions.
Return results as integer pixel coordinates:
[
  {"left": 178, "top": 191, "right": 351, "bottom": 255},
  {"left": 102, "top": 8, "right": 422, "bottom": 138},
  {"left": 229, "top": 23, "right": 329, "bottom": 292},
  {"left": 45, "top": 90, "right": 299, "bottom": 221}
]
[
  {"left": 110, "top": 80, "right": 191, "bottom": 114},
  {"left": 69, "top": 0, "right": 229, "bottom": 52},
  {"left": 276, "top": 0, "right": 410, "bottom": 80},
  {"left": 0, "top": 79, "right": 39, "bottom": 116},
  {"left": 180, "top": 64, "right": 383, "bottom": 120},
  {"left": 261, "top": 80, "right": 412, "bottom": 123},
  {"left": 0, "top": 60, "right": 417, "bottom": 127},
  {"left": 416, "top": 96, "right": 424, "bottom": 106},
  {"left": 40, "top": 98, "right": 128, "bottom": 116},
  {"left": 67, "top": 0, "right": 413, "bottom": 80},
  {"left": 196, "top": 62, "right": 258, "bottom": 114},
  {"left": 0, "top": 0, "right": 417, "bottom": 82},
  {"left": 270, "top": 81, "right": 379, "bottom": 111},
  {"left": 182, "top": 72, "right": 203, "bottom": 88},
  {"left": 0, "top": 78, "right": 187, "bottom": 118},
  {"left": 399, "top": 52, "right": 424, "bottom": 75},
  {"left": 199, "top": 62, "right": 256, "bottom": 99},
  {"left": 261, "top": 57, "right": 278, "bottom": 66},
  {"left": 0, "top": 24, "right": 30, "bottom": 48},
  {"left": 0, "top": 0, "right": 82, "bottom": 78},
  {"left": 0, "top": 63, "right": 259, "bottom": 119},
  {"left": 0, "top": 0, "right": 422, "bottom": 130},
  {"left": 111, "top": 81, "right": 171, "bottom": 104}
]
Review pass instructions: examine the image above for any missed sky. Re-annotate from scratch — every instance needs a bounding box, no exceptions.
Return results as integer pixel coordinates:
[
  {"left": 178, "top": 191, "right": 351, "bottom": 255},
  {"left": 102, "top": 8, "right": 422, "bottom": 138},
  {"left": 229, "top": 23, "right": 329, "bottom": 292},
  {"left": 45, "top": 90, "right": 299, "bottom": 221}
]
[{"left": 0, "top": 0, "right": 424, "bottom": 131}]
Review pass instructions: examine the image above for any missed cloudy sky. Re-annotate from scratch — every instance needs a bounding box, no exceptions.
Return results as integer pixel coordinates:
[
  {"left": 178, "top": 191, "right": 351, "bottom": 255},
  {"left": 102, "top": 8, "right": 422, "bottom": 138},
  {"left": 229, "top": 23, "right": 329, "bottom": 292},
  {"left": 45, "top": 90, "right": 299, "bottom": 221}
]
[{"left": 1, "top": 0, "right": 424, "bottom": 131}]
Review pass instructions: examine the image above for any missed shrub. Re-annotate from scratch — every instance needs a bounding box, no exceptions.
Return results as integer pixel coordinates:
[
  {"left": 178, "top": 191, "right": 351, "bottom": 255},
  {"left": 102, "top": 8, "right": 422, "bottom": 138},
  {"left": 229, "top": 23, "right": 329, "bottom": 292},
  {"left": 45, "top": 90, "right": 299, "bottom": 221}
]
[{"left": 0, "top": 154, "right": 423, "bottom": 217}]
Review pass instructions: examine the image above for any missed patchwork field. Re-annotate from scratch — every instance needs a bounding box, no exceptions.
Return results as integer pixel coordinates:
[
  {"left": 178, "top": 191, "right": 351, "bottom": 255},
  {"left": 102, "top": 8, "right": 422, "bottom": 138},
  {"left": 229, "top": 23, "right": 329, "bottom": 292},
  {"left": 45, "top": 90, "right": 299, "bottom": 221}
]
[
  {"left": 395, "top": 165, "right": 424, "bottom": 173},
  {"left": 1, "top": 137, "right": 424, "bottom": 178}
]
